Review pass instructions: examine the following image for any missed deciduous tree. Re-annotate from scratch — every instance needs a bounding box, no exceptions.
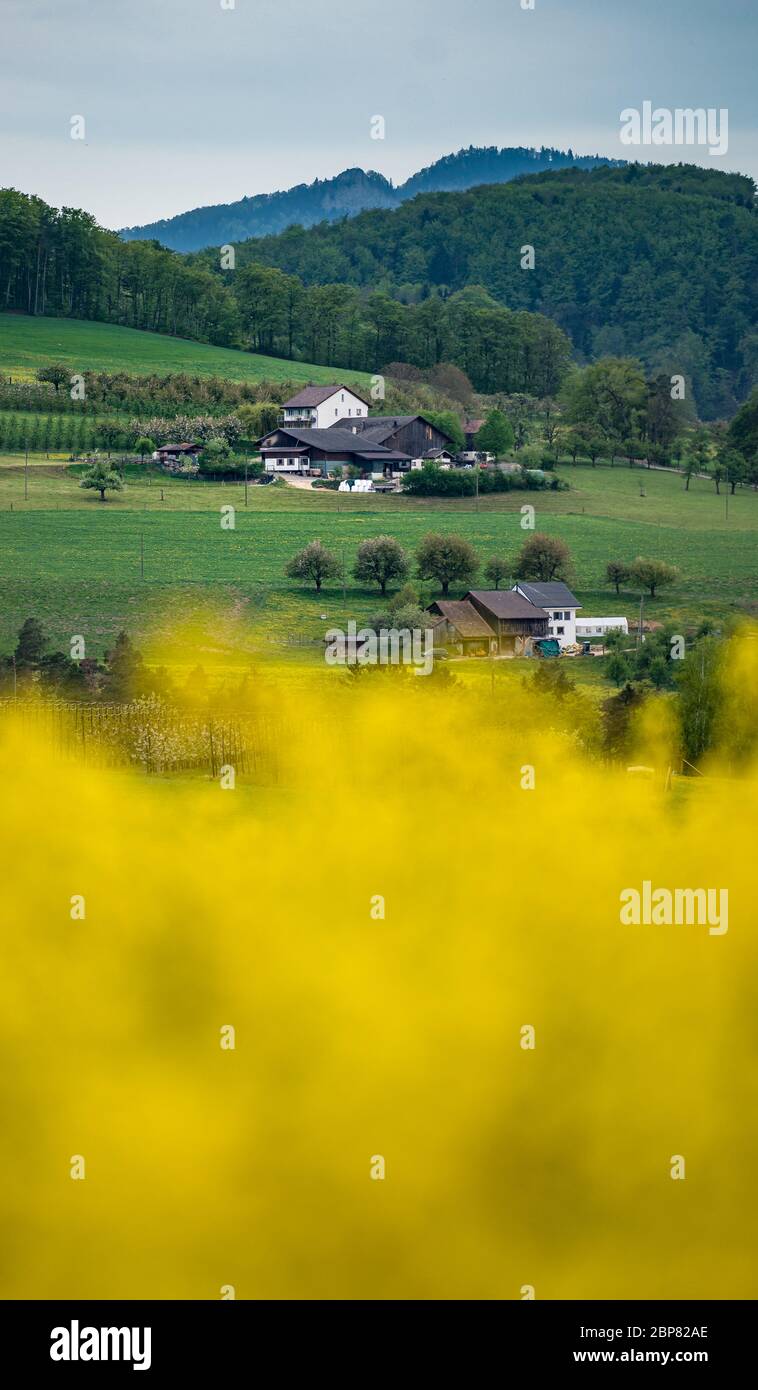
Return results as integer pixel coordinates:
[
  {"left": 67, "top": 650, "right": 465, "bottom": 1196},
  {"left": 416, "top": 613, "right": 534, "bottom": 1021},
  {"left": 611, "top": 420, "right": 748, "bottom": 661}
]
[
  {"left": 354, "top": 536, "right": 410, "bottom": 596},
  {"left": 628, "top": 557, "right": 679, "bottom": 598},
  {"left": 484, "top": 556, "right": 509, "bottom": 589},
  {"left": 606, "top": 560, "right": 630, "bottom": 595},
  {"left": 79, "top": 460, "right": 124, "bottom": 501},
  {"left": 286, "top": 540, "right": 341, "bottom": 592},
  {"left": 416, "top": 533, "right": 479, "bottom": 596},
  {"left": 514, "top": 532, "right": 572, "bottom": 582}
]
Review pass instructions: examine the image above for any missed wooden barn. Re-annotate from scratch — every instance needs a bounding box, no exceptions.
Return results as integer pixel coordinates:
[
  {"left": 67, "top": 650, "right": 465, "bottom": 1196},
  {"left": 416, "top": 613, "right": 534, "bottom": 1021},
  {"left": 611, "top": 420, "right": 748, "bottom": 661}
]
[
  {"left": 331, "top": 414, "right": 456, "bottom": 467},
  {"left": 427, "top": 600, "right": 495, "bottom": 656},
  {"left": 426, "top": 591, "right": 550, "bottom": 657},
  {"left": 466, "top": 590, "right": 550, "bottom": 655}
]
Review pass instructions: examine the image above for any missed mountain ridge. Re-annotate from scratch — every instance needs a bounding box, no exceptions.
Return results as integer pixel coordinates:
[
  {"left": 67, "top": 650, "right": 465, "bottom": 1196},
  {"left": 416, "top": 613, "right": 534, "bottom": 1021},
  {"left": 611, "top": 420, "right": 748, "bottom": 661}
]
[{"left": 119, "top": 145, "right": 625, "bottom": 252}]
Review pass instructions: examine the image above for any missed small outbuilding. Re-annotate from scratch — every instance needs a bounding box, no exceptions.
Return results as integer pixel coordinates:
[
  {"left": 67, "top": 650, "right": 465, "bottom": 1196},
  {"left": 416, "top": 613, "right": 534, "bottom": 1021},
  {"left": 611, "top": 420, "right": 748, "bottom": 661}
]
[
  {"left": 154, "top": 441, "right": 202, "bottom": 465},
  {"left": 427, "top": 600, "right": 495, "bottom": 656}
]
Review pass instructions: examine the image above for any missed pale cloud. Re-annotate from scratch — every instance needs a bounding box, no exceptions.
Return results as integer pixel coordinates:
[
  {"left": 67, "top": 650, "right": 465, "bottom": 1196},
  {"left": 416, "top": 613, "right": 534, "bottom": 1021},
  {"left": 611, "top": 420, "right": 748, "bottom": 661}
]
[{"left": 1, "top": 0, "right": 755, "bottom": 227}]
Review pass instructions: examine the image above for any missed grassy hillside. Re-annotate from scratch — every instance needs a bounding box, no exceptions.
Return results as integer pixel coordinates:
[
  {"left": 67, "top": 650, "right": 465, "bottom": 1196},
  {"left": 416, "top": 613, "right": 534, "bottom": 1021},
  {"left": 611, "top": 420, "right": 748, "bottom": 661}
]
[
  {"left": 0, "top": 314, "right": 371, "bottom": 386},
  {"left": 0, "top": 460, "right": 754, "bottom": 660}
]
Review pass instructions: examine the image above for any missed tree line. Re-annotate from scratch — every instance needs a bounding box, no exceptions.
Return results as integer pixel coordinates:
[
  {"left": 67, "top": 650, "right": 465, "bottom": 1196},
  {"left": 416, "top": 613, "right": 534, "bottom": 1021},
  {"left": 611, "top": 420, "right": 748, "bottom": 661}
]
[
  {"left": 284, "top": 531, "right": 679, "bottom": 602},
  {"left": 0, "top": 188, "right": 571, "bottom": 395}
]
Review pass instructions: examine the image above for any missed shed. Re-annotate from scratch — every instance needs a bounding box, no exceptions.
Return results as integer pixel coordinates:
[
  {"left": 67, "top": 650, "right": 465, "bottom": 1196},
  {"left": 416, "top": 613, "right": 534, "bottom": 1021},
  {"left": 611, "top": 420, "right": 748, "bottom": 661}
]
[{"left": 427, "top": 600, "right": 495, "bottom": 655}]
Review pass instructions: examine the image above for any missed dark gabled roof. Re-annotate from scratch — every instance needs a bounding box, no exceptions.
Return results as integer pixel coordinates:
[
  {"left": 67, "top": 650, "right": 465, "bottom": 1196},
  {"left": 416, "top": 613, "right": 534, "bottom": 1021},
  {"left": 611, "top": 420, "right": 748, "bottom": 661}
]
[
  {"left": 466, "top": 590, "right": 549, "bottom": 621},
  {"left": 157, "top": 441, "right": 200, "bottom": 452},
  {"left": 332, "top": 413, "right": 456, "bottom": 446},
  {"left": 259, "top": 426, "right": 409, "bottom": 459},
  {"left": 260, "top": 446, "right": 310, "bottom": 454},
  {"left": 514, "top": 582, "right": 581, "bottom": 610},
  {"left": 355, "top": 449, "right": 410, "bottom": 461},
  {"left": 427, "top": 600, "right": 494, "bottom": 639},
  {"left": 282, "top": 384, "right": 370, "bottom": 409}
]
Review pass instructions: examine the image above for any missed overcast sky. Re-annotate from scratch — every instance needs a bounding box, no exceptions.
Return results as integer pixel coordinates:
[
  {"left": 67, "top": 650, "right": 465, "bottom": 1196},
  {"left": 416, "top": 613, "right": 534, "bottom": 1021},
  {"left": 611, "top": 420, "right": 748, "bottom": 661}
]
[{"left": 1, "top": 0, "right": 755, "bottom": 229}]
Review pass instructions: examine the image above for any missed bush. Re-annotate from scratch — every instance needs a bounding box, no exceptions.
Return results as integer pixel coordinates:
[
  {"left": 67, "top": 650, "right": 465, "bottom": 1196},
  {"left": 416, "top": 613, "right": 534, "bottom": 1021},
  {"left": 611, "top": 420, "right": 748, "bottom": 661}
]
[{"left": 402, "top": 461, "right": 556, "bottom": 498}]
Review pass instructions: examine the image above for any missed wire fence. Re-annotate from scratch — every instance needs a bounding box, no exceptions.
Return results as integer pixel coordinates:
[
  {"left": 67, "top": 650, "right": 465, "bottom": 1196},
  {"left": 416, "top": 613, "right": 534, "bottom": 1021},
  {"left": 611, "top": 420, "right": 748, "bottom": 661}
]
[{"left": 0, "top": 694, "right": 281, "bottom": 780}]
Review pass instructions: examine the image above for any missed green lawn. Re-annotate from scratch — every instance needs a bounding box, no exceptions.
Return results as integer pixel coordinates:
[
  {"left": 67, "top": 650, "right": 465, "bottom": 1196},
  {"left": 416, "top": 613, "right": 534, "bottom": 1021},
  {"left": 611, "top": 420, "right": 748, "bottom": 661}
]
[
  {"left": 0, "top": 458, "right": 755, "bottom": 663},
  {"left": 0, "top": 313, "right": 371, "bottom": 386}
]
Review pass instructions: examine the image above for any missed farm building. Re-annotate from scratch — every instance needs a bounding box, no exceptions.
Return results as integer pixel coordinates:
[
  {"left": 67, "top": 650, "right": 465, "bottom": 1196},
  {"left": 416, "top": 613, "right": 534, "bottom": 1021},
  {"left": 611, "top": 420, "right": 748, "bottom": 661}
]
[
  {"left": 427, "top": 600, "right": 496, "bottom": 655},
  {"left": 576, "top": 616, "right": 629, "bottom": 641},
  {"left": 513, "top": 581, "right": 582, "bottom": 648},
  {"left": 428, "top": 590, "right": 550, "bottom": 657},
  {"left": 407, "top": 448, "right": 456, "bottom": 469},
  {"left": 331, "top": 414, "right": 456, "bottom": 465},
  {"left": 463, "top": 418, "right": 485, "bottom": 449},
  {"left": 280, "top": 384, "right": 370, "bottom": 429},
  {"left": 258, "top": 426, "right": 410, "bottom": 476},
  {"left": 154, "top": 441, "right": 202, "bottom": 465}
]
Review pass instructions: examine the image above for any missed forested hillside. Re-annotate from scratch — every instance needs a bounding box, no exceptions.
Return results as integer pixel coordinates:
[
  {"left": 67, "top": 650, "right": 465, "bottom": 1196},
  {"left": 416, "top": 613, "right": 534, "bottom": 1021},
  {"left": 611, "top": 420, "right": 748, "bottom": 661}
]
[
  {"left": 226, "top": 164, "right": 757, "bottom": 417},
  {"left": 0, "top": 191, "right": 238, "bottom": 343},
  {"left": 120, "top": 145, "right": 621, "bottom": 252},
  {"left": 0, "top": 188, "right": 572, "bottom": 397},
  {"left": 2, "top": 164, "right": 755, "bottom": 414}
]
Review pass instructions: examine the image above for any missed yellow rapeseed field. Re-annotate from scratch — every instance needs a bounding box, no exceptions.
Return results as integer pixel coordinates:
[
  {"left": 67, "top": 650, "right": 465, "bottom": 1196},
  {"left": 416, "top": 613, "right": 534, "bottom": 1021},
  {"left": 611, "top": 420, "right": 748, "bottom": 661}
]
[{"left": 0, "top": 648, "right": 756, "bottom": 1300}]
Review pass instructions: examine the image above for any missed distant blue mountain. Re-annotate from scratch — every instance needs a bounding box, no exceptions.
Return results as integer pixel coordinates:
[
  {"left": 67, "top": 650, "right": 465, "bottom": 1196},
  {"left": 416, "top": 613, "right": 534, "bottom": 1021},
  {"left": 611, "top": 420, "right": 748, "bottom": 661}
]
[{"left": 120, "top": 145, "right": 625, "bottom": 252}]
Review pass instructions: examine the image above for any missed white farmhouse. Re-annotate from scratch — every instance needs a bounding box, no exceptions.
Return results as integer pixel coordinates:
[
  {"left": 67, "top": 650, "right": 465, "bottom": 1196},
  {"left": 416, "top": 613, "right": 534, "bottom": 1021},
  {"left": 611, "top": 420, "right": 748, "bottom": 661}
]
[
  {"left": 513, "top": 581, "right": 582, "bottom": 648},
  {"left": 280, "top": 384, "right": 370, "bottom": 430}
]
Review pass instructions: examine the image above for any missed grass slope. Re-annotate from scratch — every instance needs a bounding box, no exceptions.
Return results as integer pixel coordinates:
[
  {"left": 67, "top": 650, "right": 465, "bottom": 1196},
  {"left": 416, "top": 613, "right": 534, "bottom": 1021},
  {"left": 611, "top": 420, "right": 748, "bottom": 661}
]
[
  {"left": 0, "top": 461, "right": 754, "bottom": 660},
  {"left": 0, "top": 313, "right": 371, "bottom": 386}
]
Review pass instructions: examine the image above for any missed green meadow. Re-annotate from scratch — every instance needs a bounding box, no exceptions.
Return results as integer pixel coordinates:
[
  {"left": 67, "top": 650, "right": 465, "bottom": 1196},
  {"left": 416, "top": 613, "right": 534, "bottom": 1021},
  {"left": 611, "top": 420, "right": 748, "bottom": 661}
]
[
  {"left": 0, "top": 458, "right": 754, "bottom": 665},
  {"left": 0, "top": 313, "right": 371, "bottom": 386}
]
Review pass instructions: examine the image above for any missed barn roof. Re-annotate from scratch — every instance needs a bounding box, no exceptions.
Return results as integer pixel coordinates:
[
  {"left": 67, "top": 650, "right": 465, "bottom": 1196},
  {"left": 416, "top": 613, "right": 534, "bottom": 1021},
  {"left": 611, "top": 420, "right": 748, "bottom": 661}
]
[
  {"left": 427, "top": 600, "right": 494, "bottom": 639},
  {"left": 332, "top": 414, "right": 456, "bottom": 445},
  {"left": 260, "top": 426, "right": 409, "bottom": 458},
  {"left": 467, "top": 590, "right": 549, "bottom": 621}
]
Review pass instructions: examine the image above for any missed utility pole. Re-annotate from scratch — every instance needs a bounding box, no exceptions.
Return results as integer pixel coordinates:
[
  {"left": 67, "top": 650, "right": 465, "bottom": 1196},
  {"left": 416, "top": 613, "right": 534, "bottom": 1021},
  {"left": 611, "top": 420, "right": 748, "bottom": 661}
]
[{"left": 637, "top": 593, "right": 644, "bottom": 648}]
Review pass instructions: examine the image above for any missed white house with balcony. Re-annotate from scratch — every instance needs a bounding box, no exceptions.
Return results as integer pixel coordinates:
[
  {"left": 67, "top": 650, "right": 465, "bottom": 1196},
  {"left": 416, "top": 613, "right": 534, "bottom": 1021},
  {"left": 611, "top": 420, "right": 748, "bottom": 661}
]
[
  {"left": 280, "top": 384, "right": 370, "bottom": 430},
  {"left": 513, "top": 581, "right": 582, "bottom": 648}
]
